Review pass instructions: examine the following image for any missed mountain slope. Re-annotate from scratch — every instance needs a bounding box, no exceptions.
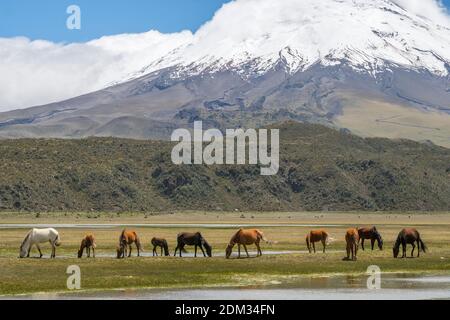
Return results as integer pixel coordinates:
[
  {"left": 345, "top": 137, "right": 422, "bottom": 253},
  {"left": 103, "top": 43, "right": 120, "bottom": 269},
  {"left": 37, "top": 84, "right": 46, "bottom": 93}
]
[
  {"left": 0, "top": 122, "right": 449, "bottom": 212},
  {"left": 0, "top": 0, "right": 449, "bottom": 145}
]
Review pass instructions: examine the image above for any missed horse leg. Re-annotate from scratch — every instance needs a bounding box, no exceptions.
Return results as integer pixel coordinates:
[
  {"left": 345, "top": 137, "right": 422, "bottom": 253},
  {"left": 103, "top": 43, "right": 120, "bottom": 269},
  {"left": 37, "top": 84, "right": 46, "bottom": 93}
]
[
  {"left": 128, "top": 245, "right": 132, "bottom": 258},
  {"left": 255, "top": 242, "right": 262, "bottom": 257},
  {"left": 92, "top": 246, "right": 95, "bottom": 258},
  {"left": 402, "top": 242, "right": 407, "bottom": 258},
  {"left": 51, "top": 244, "right": 56, "bottom": 259},
  {"left": 411, "top": 243, "right": 415, "bottom": 257},
  {"left": 361, "top": 238, "right": 365, "bottom": 251},
  {"left": 322, "top": 239, "right": 326, "bottom": 253},
  {"left": 136, "top": 243, "right": 140, "bottom": 257},
  {"left": 161, "top": 247, "right": 163, "bottom": 257},
  {"left": 194, "top": 245, "right": 198, "bottom": 258},
  {"left": 199, "top": 245, "right": 206, "bottom": 257},
  {"left": 238, "top": 244, "right": 241, "bottom": 258},
  {"left": 371, "top": 239, "right": 375, "bottom": 251},
  {"left": 36, "top": 244, "right": 43, "bottom": 258},
  {"left": 312, "top": 242, "right": 316, "bottom": 254},
  {"left": 243, "top": 244, "right": 250, "bottom": 258}
]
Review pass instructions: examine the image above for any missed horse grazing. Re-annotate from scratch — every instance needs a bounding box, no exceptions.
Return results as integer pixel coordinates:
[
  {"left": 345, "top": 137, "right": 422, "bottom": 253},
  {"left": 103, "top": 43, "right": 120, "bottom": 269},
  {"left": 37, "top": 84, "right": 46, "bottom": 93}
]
[
  {"left": 226, "top": 229, "right": 271, "bottom": 259},
  {"left": 174, "top": 232, "right": 212, "bottom": 258},
  {"left": 19, "top": 228, "right": 61, "bottom": 259},
  {"left": 358, "top": 227, "right": 383, "bottom": 251},
  {"left": 78, "top": 234, "right": 96, "bottom": 258},
  {"left": 151, "top": 237, "right": 169, "bottom": 256},
  {"left": 306, "top": 230, "right": 331, "bottom": 254},
  {"left": 393, "top": 228, "right": 427, "bottom": 258},
  {"left": 116, "top": 230, "right": 143, "bottom": 259},
  {"left": 344, "top": 228, "right": 360, "bottom": 261}
]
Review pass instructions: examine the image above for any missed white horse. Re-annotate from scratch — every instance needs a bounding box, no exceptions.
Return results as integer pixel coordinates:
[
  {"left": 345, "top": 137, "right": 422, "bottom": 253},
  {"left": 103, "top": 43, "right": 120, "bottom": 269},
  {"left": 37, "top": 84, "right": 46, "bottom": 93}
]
[{"left": 19, "top": 228, "right": 61, "bottom": 258}]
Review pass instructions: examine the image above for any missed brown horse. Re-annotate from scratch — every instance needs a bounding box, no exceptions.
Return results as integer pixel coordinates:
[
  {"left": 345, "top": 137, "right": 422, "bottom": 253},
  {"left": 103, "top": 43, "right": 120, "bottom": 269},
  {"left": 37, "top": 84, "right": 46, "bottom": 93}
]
[
  {"left": 78, "top": 234, "right": 96, "bottom": 258},
  {"left": 358, "top": 227, "right": 383, "bottom": 251},
  {"left": 344, "top": 228, "right": 360, "bottom": 261},
  {"left": 116, "top": 230, "right": 143, "bottom": 259},
  {"left": 393, "top": 228, "right": 427, "bottom": 258},
  {"left": 225, "top": 229, "right": 270, "bottom": 259},
  {"left": 306, "top": 230, "right": 331, "bottom": 254},
  {"left": 151, "top": 237, "right": 169, "bottom": 256},
  {"left": 174, "top": 232, "right": 212, "bottom": 258}
]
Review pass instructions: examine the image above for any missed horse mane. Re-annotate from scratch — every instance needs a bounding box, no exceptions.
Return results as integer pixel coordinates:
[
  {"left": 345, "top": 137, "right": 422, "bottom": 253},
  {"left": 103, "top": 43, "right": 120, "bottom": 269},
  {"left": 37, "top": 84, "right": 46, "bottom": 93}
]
[
  {"left": 20, "top": 230, "right": 32, "bottom": 250},
  {"left": 230, "top": 229, "right": 243, "bottom": 244}
]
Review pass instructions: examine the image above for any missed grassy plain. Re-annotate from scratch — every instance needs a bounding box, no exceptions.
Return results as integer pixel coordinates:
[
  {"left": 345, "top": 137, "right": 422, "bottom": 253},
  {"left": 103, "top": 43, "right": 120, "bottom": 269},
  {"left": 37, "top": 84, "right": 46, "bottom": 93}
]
[{"left": 0, "top": 212, "right": 449, "bottom": 296}]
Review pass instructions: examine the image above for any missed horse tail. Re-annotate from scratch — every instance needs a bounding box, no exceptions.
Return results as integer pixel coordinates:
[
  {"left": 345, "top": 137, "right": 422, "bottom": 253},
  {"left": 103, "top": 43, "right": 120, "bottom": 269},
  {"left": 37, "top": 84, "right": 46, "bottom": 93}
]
[
  {"left": 256, "top": 230, "right": 277, "bottom": 244},
  {"left": 324, "top": 232, "right": 334, "bottom": 245},
  {"left": 419, "top": 237, "right": 427, "bottom": 253},
  {"left": 54, "top": 233, "right": 61, "bottom": 247},
  {"left": 135, "top": 233, "right": 144, "bottom": 251}
]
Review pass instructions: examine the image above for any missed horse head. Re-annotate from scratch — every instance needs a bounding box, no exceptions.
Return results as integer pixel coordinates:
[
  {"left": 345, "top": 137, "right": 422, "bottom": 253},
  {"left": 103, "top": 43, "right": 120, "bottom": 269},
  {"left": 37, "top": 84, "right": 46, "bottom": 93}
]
[
  {"left": 225, "top": 244, "right": 234, "bottom": 259},
  {"left": 116, "top": 244, "right": 125, "bottom": 259},
  {"left": 202, "top": 239, "right": 213, "bottom": 257}
]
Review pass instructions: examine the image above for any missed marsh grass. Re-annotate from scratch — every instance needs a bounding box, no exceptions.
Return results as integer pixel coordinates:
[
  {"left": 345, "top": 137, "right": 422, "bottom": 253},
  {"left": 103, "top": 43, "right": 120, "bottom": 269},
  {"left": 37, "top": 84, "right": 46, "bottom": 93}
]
[{"left": 1, "top": 213, "right": 449, "bottom": 295}]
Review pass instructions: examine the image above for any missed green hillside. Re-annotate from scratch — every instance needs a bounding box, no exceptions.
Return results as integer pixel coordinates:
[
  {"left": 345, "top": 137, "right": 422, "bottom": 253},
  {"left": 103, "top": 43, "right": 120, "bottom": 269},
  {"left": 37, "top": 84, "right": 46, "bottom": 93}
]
[{"left": 0, "top": 122, "right": 449, "bottom": 212}]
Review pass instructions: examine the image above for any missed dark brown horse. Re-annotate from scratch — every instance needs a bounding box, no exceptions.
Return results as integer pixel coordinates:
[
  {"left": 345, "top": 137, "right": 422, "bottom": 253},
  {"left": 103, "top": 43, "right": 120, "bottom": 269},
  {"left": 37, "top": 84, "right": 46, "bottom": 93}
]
[
  {"left": 116, "top": 230, "right": 143, "bottom": 259},
  {"left": 151, "top": 237, "right": 169, "bottom": 256},
  {"left": 78, "top": 234, "right": 96, "bottom": 258},
  {"left": 306, "top": 230, "right": 331, "bottom": 254},
  {"left": 393, "top": 228, "right": 427, "bottom": 258},
  {"left": 358, "top": 227, "right": 383, "bottom": 251},
  {"left": 225, "top": 229, "right": 270, "bottom": 259},
  {"left": 344, "top": 228, "right": 360, "bottom": 261},
  {"left": 174, "top": 232, "right": 212, "bottom": 258}
]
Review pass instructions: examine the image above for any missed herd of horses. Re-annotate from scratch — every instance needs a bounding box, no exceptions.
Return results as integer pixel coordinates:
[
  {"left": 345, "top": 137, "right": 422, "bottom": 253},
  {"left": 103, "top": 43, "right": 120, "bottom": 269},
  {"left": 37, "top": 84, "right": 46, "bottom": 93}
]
[{"left": 18, "top": 226, "right": 427, "bottom": 261}]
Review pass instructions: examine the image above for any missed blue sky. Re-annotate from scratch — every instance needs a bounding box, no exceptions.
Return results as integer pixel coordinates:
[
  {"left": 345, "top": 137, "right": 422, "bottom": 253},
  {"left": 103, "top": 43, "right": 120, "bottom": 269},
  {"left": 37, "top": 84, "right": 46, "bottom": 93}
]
[
  {"left": 0, "top": 0, "right": 231, "bottom": 43},
  {"left": 0, "top": 0, "right": 449, "bottom": 43}
]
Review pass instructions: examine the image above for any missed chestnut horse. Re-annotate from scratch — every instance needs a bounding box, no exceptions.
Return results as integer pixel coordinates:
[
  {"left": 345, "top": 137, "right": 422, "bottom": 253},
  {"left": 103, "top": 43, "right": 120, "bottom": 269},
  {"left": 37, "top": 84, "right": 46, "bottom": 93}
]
[
  {"left": 358, "top": 227, "right": 383, "bottom": 251},
  {"left": 78, "top": 234, "right": 96, "bottom": 258},
  {"left": 174, "top": 232, "right": 212, "bottom": 258},
  {"left": 116, "top": 230, "right": 143, "bottom": 259},
  {"left": 344, "top": 228, "right": 360, "bottom": 261},
  {"left": 393, "top": 228, "right": 427, "bottom": 258},
  {"left": 151, "top": 237, "right": 169, "bottom": 256},
  {"left": 306, "top": 230, "right": 331, "bottom": 253},
  {"left": 226, "top": 229, "right": 271, "bottom": 259}
]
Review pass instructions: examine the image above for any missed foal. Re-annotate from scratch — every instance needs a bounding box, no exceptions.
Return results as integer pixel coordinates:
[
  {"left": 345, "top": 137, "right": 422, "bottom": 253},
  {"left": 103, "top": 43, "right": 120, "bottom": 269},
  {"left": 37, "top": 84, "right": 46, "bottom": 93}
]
[
  {"left": 151, "top": 237, "right": 169, "bottom": 256},
  {"left": 78, "top": 234, "right": 96, "bottom": 258}
]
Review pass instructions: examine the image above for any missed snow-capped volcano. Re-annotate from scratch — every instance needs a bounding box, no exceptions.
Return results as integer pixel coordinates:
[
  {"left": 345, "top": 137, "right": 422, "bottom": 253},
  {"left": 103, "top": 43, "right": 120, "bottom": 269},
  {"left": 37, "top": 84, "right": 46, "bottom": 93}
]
[
  {"left": 120, "top": 0, "right": 450, "bottom": 82},
  {"left": 0, "top": 0, "right": 449, "bottom": 147}
]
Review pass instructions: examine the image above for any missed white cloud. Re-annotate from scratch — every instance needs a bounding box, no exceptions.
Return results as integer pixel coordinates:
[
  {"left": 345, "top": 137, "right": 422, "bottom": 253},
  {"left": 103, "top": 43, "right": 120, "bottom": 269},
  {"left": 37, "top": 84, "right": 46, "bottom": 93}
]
[
  {"left": 0, "top": 0, "right": 449, "bottom": 112},
  {"left": 391, "top": 0, "right": 449, "bottom": 26},
  {"left": 0, "top": 30, "right": 193, "bottom": 111}
]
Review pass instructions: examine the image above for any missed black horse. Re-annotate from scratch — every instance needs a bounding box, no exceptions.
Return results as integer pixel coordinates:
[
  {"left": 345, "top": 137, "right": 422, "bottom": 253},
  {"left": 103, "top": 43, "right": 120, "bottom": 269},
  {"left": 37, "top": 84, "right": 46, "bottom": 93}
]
[
  {"left": 358, "top": 227, "right": 383, "bottom": 251},
  {"left": 151, "top": 237, "right": 170, "bottom": 256},
  {"left": 393, "top": 228, "right": 427, "bottom": 258},
  {"left": 174, "top": 232, "right": 212, "bottom": 258}
]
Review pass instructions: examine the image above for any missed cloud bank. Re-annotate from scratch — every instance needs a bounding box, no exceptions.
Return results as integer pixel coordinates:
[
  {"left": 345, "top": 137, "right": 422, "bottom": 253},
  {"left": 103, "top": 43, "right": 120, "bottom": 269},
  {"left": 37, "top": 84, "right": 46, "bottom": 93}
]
[{"left": 0, "top": 0, "right": 449, "bottom": 112}]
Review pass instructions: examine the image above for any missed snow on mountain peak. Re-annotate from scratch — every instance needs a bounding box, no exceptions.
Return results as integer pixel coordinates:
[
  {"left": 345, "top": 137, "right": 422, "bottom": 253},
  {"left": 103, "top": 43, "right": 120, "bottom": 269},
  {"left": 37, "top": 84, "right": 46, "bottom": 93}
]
[{"left": 127, "top": 0, "right": 450, "bottom": 80}]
